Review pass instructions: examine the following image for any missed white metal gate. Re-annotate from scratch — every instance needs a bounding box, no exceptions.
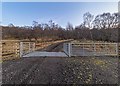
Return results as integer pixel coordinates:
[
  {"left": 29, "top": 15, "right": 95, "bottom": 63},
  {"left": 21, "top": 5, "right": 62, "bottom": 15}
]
[
  {"left": 63, "top": 43, "right": 118, "bottom": 57},
  {"left": 20, "top": 42, "right": 35, "bottom": 57}
]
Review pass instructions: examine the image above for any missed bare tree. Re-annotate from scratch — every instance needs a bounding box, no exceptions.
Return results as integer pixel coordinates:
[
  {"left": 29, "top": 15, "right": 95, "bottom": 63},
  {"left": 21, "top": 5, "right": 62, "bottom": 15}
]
[
  {"left": 66, "top": 22, "right": 73, "bottom": 31},
  {"left": 83, "top": 12, "right": 94, "bottom": 29}
]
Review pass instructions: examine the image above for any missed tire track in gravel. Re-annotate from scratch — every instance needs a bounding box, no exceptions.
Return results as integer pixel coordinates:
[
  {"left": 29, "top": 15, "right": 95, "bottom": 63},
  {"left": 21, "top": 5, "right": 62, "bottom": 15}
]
[
  {"left": 2, "top": 58, "right": 37, "bottom": 73},
  {"left": 3, "top": 58, "right": 45, "bottom": 84},
  {"left": 22, "top": 57, "right": 65, "bottom": 84},
  {"left": 20, "top": 57, "right": 47, "bottom": 84}
]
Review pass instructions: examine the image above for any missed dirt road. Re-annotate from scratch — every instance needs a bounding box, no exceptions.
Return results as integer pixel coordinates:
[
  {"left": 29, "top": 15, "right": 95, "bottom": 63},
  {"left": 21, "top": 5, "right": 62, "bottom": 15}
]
[{"left": 2, "top": 42, "right": 119, "bottom": 85}]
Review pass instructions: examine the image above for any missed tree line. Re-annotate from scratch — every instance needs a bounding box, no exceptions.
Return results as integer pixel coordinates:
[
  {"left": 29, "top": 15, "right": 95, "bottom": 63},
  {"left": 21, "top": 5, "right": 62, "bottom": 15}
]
[{"left": 1, "top": 12, "right": 120, "bottom": 42}]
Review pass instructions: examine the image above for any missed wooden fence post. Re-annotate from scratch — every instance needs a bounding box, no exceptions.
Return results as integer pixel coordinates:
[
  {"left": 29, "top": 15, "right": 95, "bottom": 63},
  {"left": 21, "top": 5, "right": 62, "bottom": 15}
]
[
  {"left": 33, "top": 42, "right": 35, "bottom": 51},
  {"left": 83, "top": 43, "right": 84, "bottom": 56},
  {"left": 0, "top": 41, "right": 2, "bottom": 61},
  {"left": 93, "top": 43, "right": 96, "bottom": 56},
  {"left": 15, "top": 42, "right": 19, "bottom": 57},
  {"left": 29, "top": 42, "right": 31, "bottom": 52},
  {"left": 118, "top": 43, "right": 120, "bottom": 56},
  {"left": 116, "top": 43, "right": 118, "bottom": 56},
  {"left": 20, "top": 42, "right": 23, "bottom": 57}
]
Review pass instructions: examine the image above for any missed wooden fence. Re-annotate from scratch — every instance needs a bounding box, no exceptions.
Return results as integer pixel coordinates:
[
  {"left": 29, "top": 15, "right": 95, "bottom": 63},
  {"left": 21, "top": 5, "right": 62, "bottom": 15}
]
[{"left": 1, "top": 40, "right": 20, "bottom": 61}]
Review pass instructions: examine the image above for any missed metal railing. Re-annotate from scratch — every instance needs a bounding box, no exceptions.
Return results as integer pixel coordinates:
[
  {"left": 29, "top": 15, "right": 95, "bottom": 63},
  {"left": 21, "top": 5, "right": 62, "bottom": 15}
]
[
  {"left": 19, "top": 42, "right": 35, "bottom": 57},
  {"left": 63, "top": 43, "right": 118, "bottom": 57}
]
